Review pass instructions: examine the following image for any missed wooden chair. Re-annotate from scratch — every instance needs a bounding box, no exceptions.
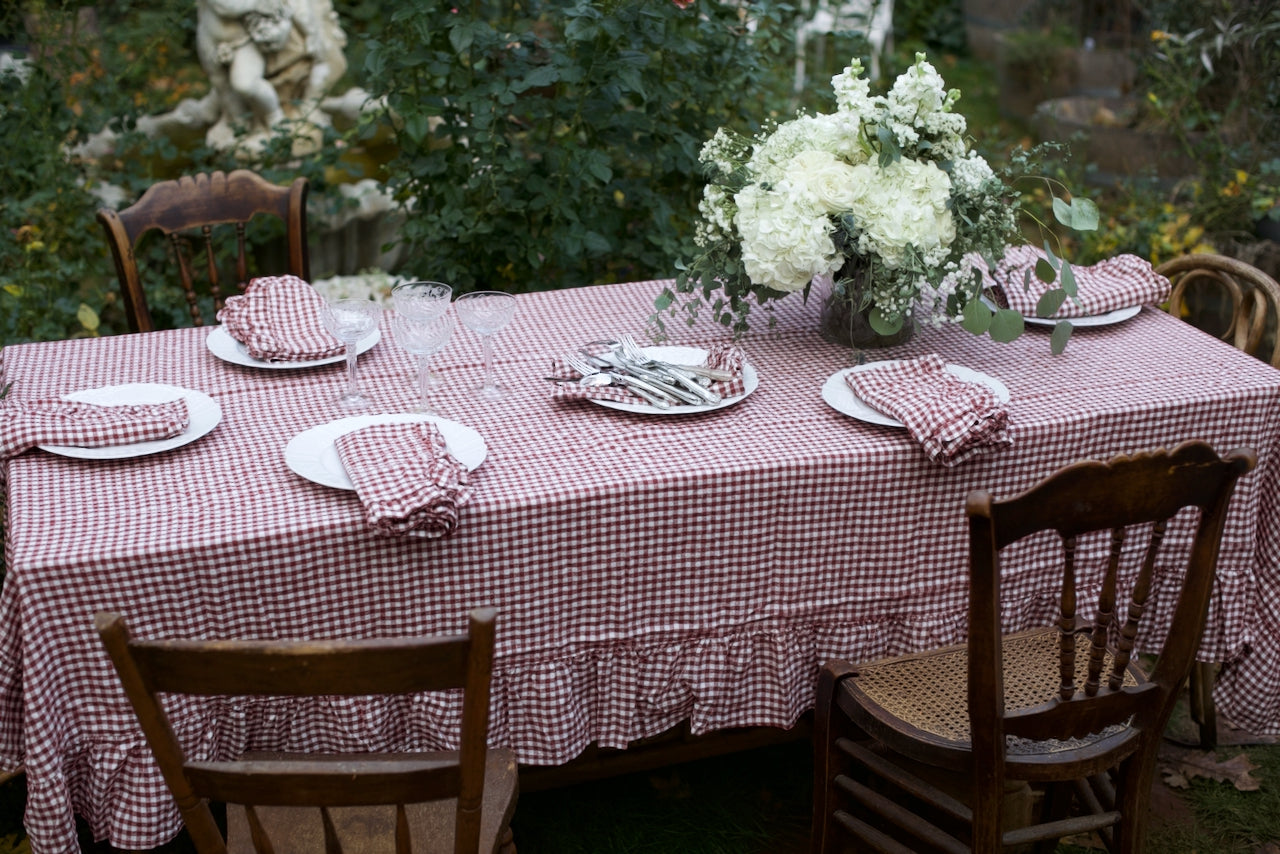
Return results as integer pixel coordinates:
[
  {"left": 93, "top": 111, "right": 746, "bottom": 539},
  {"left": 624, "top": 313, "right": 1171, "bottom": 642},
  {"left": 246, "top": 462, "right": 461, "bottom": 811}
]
[
  {"left": 96, "top": 609, "right": 518, "bottom": 854},
  {"left": 812, "top": 441, "right": 1255, "bottom": 854},
  {"left": 96, "top": 170, "right": 310, "bottom": 333},
  {"left": 1158, "top": 253, "right": 1280, "bottom": 747},
  {"left": 1159, "top": 253, "right": 1280, "bottom": 369}
]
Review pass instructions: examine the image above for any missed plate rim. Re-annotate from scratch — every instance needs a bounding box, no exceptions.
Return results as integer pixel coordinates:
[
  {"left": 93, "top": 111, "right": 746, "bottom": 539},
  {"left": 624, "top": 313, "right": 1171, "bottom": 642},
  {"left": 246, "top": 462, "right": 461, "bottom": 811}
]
[
  {"left": 37, "top": 383, "right": 222, "bottom": 459},
  {"left": 979, "top": 295, "right": 1142, "bottom": 328},
  {"left": 285, "top": 413, "right": 487, "bottom": 491},
  {"left": 821, "top": 361, "right": 1010, "bottom": 428},
  {"left": 206, "top": 325, "right": 381, "bottom": 369}
]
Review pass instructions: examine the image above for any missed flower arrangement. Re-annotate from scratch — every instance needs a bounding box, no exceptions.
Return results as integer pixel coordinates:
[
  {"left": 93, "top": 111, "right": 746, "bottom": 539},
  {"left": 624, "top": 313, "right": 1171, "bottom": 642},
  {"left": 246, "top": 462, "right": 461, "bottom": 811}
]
[{"left": 656, "top": 53, "right": 1098, "bottom": 352}]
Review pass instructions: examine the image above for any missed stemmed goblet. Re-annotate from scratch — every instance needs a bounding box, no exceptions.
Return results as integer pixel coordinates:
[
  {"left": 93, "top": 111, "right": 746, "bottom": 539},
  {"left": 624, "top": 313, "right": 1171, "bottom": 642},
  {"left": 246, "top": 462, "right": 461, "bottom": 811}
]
[
  {"left": 391, "top": 281, "right": 453, "bottom": 321},
  {"left": 320, "top": 298, "right": 381, "bottom": 409},
  {"left": 454, "top": 291, "right": 517, "bottom": 401},
  {"left": 392, "top": 281, "right": 453, "bottom": 389},
  {"left": 391, "top": 311, "right": 455, "bottom": 413}
]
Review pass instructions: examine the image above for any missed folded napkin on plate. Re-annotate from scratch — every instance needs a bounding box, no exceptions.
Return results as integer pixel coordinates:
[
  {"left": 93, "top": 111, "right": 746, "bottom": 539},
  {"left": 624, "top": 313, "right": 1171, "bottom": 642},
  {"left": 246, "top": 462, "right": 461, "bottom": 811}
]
[
  {"left": 847, "top": 354, "right": 1011, "bottom": 467},
  {"left": 983, "top": 246, "right": 1170, "bottom": 318},
  {"left": 216, "top": 274, "right": 345, "bottom": 362},
  {"left": 334, "top": 422, "right": 473, "bottom": 537},
  {"left": 0, "top": 397, "right": 190, "bottom": 459},
  {"left": 551, "top": 343, "right": 747, "bottom": 405}
]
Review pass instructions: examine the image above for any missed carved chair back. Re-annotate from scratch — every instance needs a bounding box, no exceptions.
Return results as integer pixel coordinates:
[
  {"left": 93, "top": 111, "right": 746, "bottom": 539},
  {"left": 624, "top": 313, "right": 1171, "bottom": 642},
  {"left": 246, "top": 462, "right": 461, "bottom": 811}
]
[{"left": 97, "top": 170, "right": 309, "bottom": 333}]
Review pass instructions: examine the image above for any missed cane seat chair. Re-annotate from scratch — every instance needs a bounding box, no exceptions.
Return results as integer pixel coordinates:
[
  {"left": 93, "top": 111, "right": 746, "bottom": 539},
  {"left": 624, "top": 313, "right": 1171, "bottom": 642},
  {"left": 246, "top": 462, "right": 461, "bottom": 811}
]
[
  {"left": 97, "top": 169, "right": 310, "bottom": 333},
  {"left": 1157, "top": 253, "right": 1280, "bottom": 747},
  {"left": 97, "top": 609, "right": 517, "bottom": 854},
  {"left": 1158, "top": 253, "right": 1280, "bottom": 369},
  {"left": 812, "top": 442, "right": 1255, "bottom": 854}
]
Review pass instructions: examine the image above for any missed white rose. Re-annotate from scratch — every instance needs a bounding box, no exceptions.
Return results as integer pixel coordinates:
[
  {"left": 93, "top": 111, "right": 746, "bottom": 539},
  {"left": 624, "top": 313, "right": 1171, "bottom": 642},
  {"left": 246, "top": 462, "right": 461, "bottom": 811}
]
[{"left": 785, "top": 150, "right": 860, "bottom": 214}]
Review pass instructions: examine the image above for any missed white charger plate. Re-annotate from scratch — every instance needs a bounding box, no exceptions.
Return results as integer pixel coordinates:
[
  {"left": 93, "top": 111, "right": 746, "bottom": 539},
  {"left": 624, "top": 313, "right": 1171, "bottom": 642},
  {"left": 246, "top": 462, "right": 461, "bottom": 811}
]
[
  {"left": 822, "top": 362, "right": 1010, "bottom": 428},
  {"left": 206, "top": 325, "right": 381, "bottom": 369},
  {"left": 38, "top": 383, "right": 222, "bottom": 459},
  {"left": 588, "top": 346, "right": 759, "bottom": 415},
  {"left": 285, "top": 414, "right": 487, "bottom": 491},
  {"left": 980, "top": 295, "right": 1142, "bottom": 328}
]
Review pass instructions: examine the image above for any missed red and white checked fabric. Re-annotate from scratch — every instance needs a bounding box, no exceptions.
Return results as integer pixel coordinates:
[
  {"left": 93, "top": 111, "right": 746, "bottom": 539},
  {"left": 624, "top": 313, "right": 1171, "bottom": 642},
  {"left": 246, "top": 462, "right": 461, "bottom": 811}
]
[
  {"left": 0, "top": 397, "right": 189, "bottom": 459},
  {"left": 550, "top": 343, "right": 748, "bottom": 405},
  {"left": 2, "top": 278, "right": 1280, "bottom": 852},
  {"left": 333, "top": 421, "right": 472, "bottom": 537},
  {"left": 846, "top": 353, "right": 1012, "bottom": 466},
  {"left": 984, "top": 246, "right": 1172, "bottom": 318},
  {"left": 216, "top": 274, "right": 344, "bottom": 361}
]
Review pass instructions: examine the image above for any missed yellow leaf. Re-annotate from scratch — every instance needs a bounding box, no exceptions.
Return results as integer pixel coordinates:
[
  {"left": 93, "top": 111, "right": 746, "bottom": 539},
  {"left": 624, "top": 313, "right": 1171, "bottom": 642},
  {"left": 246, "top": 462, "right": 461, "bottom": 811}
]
[{"left": 77, "top": 303, "right": 100, "bottom": 333}]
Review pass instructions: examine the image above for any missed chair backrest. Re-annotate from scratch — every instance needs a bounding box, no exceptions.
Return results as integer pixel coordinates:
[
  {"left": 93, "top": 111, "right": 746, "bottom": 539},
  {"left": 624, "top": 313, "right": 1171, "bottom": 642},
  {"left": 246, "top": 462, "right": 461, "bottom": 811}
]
[
  {"left": 96, "top": 170, "right": 310, "bottom": 333},
  {"left": 965, "top": 442, "right": 1253, "bottom": 771},
  {"left": 1158, "top": 253, "right": 1280, "bottom": 368},
  {"left": 97, "top": 608, "right": 497, "bottom": 854}
]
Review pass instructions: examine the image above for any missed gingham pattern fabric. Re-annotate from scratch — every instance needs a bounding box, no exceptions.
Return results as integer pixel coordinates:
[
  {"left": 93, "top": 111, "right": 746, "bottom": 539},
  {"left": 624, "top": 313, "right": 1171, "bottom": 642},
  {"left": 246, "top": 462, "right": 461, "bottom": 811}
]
[
  {"left": 3, "top": 278, "right": 1280, "bottom": 851},
  {"left": 216, "top": 274, "right": 345, "bottom": 361},
  {"left": 985, "top": 246, "right": 1172, "bottom": 318},
  {"left": 846, "top": 353, "right": 1012, "bottom": 466},
  {"left": 333, "top": 421, "right": 472, "bottom": 537},
  {"left": 0, "top": 397, "right": 189, "bottom": 460},
  {"left": 550, "top": 343, "right": 748, "bottom": 405}
]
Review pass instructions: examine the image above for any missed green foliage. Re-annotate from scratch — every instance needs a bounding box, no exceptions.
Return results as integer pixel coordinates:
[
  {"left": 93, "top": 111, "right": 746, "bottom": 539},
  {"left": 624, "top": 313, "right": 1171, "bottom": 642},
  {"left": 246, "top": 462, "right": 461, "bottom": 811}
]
[
  {"left": 0, "top": 0, "right": 375, "bottom": 346},
  {"left": 362, "top": 0, "right": 792, "bottom": 294},
  {"left": 1136, "top": 0, "right": 1280, "bottom": 236}
]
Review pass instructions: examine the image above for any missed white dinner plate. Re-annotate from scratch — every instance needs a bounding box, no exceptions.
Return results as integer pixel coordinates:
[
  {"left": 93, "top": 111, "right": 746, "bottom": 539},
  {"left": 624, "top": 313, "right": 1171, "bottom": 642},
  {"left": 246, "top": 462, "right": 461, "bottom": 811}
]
[
  {"left": 822, "top": 362, "right": 1010, "bottom": 428},
  {"left": 38, "top": 383, "right": 222, "bottom": 459},
  {"left": 980, "top": 295, "right": 1142, "bottom": 328},
  {"left": 206, "top": 325, "right": 381, "bottom": 369},
  {"left": 285, "top": 414, "right": 487, "bottom": 491},
  {"left": 588, "top": 346, "right": 760, "bottom": 415}
]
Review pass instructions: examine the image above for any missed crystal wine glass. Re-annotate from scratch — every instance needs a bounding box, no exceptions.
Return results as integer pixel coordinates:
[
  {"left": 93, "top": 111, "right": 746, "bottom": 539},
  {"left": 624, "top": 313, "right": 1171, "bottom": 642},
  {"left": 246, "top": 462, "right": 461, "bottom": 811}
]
[
  {"left": 391, "top": 311, "right": 455, "bottom": 413},
  {"left": 391, "top": 281, "right": 453, "bottom": 321},
  {"left": 391, "top": 281, "right": 453, "bottom": 389},
  {"left": 320, "top": 298, "right": 381, "bottom": 409},
  {"left": 454, "top": 291, "right": 517, "bottom": 401}
]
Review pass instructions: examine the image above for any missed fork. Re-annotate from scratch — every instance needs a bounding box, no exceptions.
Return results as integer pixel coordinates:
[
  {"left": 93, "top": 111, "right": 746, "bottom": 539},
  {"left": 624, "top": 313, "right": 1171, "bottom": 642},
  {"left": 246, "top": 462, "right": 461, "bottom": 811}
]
[
  {"left": 564, "top": 354, "right": 674, "bottom": 408},
  {"left": 616, "top": 335, "right": 722, "bottom": 404},
  {"left": 616, "top": 334, "right": 734, "bottom": 383}
]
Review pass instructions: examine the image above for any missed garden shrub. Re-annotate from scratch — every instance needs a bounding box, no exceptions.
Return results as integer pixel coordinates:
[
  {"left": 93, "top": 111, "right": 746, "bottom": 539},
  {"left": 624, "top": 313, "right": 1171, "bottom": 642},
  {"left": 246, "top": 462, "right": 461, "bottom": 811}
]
[{"left": 362, "top": 0, "right": 793, "bottom": 294}]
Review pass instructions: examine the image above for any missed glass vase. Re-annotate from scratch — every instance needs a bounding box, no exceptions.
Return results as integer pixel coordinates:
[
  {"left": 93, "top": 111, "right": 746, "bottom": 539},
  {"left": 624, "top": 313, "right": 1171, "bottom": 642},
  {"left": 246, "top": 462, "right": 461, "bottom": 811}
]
[{"left": 818, "top": 259, "right": 914, "bottom": 350}]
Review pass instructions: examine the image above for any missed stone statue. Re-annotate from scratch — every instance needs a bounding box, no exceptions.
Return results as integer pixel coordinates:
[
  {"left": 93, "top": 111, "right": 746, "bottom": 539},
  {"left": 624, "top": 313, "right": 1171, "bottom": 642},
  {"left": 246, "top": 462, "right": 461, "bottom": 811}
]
[{"left": 195, "top": 0, "right": 348, "bottom": 152}]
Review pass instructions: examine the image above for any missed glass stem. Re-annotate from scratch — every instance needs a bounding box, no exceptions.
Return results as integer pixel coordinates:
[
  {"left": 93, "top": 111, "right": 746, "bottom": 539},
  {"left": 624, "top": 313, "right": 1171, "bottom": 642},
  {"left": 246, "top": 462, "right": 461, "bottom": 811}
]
[
  {"left": 416, "top": 354, "right": 431, "bottom": 411},
  {"left": 481, "top": 335, "right": 496, "bottom": 390},
  {"left": 344, "top": 345, "right": 359, "bottom": 399}
]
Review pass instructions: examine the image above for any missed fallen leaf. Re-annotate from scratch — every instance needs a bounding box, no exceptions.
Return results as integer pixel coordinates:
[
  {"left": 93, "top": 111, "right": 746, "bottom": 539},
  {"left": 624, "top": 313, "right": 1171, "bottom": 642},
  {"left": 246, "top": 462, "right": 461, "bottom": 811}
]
[{"left": 1159, "top": 747, "right": 1261, "bottom": 791}]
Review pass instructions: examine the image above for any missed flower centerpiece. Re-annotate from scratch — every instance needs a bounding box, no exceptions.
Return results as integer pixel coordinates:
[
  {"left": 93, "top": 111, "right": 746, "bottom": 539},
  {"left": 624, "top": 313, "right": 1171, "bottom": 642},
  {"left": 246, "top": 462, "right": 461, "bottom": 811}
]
[{"left": 656, "top": 53, "right": 1098, "bottom": 352}]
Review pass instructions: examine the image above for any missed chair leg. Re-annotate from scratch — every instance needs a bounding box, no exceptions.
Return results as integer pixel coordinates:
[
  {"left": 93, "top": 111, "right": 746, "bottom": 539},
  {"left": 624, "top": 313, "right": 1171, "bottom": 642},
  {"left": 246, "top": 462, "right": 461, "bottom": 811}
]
[
  {"left": 812, "top": 662, "right": 860, "bottom": 854},
  {"left": 1188, "top": 662, "right": 1218, "bottom": 749}
]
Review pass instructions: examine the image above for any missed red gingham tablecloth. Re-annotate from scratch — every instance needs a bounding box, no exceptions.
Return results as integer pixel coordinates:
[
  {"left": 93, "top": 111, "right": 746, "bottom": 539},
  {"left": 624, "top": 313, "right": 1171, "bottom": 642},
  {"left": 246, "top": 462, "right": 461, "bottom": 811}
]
[{"left": 2, "top": 279, "right": 1279, "bottom": 851}]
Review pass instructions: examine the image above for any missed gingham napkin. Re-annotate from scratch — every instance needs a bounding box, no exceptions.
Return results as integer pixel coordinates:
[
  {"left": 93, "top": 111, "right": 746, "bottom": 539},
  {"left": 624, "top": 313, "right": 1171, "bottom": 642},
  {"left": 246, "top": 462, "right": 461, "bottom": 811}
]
[
  {"left": 847, "top": 354, "right": 1011, "bottom": 466},
  {"left": 984, "top": 246, "right": 1171, "bottom": 318},
  {"left": 216, "top": 275, "right": 345, "bottom": 362},
  {"left": 551, "top": 343, "right": 748, "bottom": 405},
  {"left": 334, "top": 422, "right": 473, "bottom": 537},
  {"left": 0, "top": 397, "right": 190, "bottom": 459}
]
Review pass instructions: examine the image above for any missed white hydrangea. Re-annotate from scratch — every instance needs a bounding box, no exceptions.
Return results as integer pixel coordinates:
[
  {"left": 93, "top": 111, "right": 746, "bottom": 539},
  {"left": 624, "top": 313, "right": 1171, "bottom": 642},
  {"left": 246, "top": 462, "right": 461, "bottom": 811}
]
[
  {"left": 845, "top": 158, "right": 955, "bottom": 269},
  {"left": 734, "top": 182, "right": 840, "bottom": 293}
]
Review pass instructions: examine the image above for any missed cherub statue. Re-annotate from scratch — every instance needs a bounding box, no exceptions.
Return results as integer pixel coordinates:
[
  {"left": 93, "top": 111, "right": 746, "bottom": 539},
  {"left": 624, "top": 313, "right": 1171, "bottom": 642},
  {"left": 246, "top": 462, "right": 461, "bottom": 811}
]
[{"left": 195, "top": 0, "right": 347, "bottom": 150}]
